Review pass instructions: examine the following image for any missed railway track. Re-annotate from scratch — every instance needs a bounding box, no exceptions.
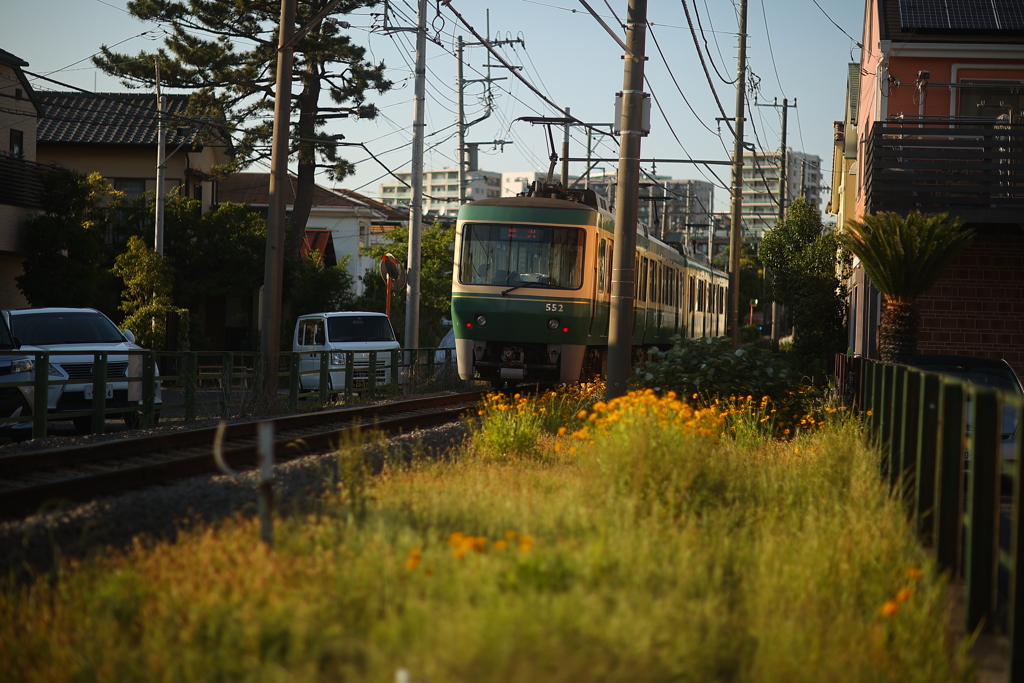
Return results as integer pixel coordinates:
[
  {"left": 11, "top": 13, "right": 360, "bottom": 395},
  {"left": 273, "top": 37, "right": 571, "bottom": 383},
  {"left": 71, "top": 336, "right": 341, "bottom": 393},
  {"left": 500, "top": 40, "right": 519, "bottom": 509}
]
[{"left": 0, "top": 391, "right": 485, "bottom": 518}]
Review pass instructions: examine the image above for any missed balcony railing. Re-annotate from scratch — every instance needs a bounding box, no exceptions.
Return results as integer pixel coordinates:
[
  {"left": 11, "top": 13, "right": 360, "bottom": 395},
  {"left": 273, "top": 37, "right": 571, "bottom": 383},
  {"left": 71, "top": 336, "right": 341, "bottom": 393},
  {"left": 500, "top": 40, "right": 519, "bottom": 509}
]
[{"left": 865, "top": 117, "right": 1024, "bottom": 224}]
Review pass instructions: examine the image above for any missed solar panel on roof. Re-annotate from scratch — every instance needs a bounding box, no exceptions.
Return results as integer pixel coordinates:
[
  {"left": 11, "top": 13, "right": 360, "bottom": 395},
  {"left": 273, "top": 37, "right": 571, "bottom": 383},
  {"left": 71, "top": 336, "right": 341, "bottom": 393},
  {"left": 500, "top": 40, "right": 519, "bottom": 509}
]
[
  {"left": 948, "top": 0, "right": 999, "bottom": 29},
  {"left": 995, "top": 0, "right": 1024, "bottom": 29},
  {"left": 899, "top": 0, "right": 950, "bottom": 29},
  {"left": 898, "top": 0, "right": 1024, "bottom": 30}
]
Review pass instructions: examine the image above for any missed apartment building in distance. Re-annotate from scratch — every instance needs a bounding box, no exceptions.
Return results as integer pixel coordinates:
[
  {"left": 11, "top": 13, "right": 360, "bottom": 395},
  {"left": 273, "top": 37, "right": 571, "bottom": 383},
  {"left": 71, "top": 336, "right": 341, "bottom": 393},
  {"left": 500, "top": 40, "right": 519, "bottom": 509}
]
[
  {"left": 739, "top": 149, "right": 822, "bottom": 240},
  {"left": 585, "top": 174, "right": 715, "bottom": 247},
  {"left": 377, "top": 168, "right": 502, "bottom": 217}
]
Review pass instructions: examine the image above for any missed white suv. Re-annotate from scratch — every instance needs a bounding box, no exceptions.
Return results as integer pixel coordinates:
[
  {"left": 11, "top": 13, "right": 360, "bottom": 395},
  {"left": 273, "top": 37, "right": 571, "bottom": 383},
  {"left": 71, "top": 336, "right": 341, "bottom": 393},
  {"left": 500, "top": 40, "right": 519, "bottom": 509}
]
[{"left": 5, "top": 307, "right": 161, "bottom": 432}]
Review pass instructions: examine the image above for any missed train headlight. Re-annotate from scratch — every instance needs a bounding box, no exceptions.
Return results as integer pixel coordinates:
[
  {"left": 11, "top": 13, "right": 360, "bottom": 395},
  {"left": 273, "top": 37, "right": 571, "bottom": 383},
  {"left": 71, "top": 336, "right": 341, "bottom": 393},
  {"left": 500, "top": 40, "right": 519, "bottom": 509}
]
[
  {"left": 547, "top": 318, "right": 560, "bottom": 330},
  {"left": 475, "top": 314, "right": 488, "bottom": 327}
]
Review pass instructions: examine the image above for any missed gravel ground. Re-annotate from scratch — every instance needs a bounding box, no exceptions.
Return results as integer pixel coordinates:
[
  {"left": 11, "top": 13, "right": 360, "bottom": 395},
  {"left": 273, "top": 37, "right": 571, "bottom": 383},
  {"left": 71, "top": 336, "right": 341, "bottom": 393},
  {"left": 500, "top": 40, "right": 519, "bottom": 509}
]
[{"left": 0, "top": 402, "right": 471, "bottom": 584}]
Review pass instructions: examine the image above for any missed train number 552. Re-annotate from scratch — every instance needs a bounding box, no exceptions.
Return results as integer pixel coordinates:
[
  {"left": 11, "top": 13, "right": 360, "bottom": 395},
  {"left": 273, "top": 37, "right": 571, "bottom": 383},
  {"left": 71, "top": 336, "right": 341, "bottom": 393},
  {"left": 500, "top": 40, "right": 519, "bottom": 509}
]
[{"left": 544, "top": 303, "right": 564, "bottom": 312}]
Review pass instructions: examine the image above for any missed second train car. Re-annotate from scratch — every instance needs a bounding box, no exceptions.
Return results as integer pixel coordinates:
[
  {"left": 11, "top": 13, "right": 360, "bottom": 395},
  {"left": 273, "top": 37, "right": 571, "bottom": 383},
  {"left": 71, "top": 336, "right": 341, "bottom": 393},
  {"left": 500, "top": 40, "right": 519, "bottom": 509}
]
[{"left": 451, "top": 183, "right": 729, "bottom": 387}]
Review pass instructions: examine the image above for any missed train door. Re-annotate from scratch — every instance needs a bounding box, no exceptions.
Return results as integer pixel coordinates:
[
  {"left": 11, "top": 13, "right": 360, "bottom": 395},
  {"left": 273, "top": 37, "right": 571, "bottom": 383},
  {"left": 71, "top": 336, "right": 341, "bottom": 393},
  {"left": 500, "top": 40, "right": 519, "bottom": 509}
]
[
  {"left": 633, "top": 255, "right": 647, "bottom": 343},
  {"left": 591, "top": 237, "right": 611, "bottom": 339},
  {"left": 647, "top": 260, "right": 660, "bottom": 344},
  {"left": 688, "top": 275, "right": 696, "bottom": 339}
]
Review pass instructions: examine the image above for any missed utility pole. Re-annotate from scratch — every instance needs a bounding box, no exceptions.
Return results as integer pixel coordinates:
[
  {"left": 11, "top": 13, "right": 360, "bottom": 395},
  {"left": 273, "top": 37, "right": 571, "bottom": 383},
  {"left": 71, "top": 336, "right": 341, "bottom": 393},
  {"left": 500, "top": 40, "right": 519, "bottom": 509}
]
[
  {"left": 456, "top": 35, "right": 467, "bottom": 206},
  {"left": 405, "top": 0, "right": 427, "bottom": 352},
  {"left": 260, "top": 0, "right": 295, "bottom": 399},
  {"left": 561, "top": 107, "right": 570, "bottom": 185},
  {"left": 456, "top": 28, "right": 522, "bottom": 205},
  {"left": 727, "top": 0, "right": 748, "bottom": 342},
  {"left": 606, "top": 0, "right": 648, "bottom": 400},
  {"left": 258, "top": 0, "right": 349, "bottom": 400},
  {"left": 755, "top": 96, "right": 796, "bottom": 343},
  {"left": 154, "top": 59, "right": 166, "bottom": 256}
]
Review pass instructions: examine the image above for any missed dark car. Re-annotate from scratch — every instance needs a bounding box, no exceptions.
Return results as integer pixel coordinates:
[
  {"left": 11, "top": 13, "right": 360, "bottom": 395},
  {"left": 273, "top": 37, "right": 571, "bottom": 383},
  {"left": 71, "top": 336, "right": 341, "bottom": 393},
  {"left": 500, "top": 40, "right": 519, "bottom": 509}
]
[{"left": 910, "top": 354, "right": 1023, "bottom": 474}]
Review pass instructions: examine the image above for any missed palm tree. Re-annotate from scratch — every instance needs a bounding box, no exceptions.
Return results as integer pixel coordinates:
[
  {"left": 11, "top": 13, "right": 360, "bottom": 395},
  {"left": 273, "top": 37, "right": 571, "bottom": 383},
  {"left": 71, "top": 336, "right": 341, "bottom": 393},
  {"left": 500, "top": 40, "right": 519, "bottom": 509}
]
[{"left": 842, "top": 211, "right": 973, "bottom": 364}]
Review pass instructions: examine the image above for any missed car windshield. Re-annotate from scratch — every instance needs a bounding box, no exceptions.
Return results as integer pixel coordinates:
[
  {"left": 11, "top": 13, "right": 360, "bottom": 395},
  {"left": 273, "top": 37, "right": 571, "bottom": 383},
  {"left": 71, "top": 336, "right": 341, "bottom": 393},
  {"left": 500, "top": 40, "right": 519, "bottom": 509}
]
[
  {"left": 917, "top": 365, "right": 1023, "bottom": 395},
  {"left": 459, "top": 223, "right": 585, "bottom": 289},
  {"left": 327, "top": 316, "right": 396, "bottom": 343},
  {"left": 10, "top": 311, "right": 125, "bottom": 345}
]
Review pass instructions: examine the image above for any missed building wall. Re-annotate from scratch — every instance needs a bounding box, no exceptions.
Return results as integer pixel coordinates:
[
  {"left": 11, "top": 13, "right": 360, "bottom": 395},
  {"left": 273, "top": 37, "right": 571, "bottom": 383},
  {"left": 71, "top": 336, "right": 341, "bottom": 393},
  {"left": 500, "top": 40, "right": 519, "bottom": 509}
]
[
  {"left": 35, "top": 145, "right": 223, "bottom": 212},
  {"left": 915, "top": 227, "right": 1024, "bottom": 377}
]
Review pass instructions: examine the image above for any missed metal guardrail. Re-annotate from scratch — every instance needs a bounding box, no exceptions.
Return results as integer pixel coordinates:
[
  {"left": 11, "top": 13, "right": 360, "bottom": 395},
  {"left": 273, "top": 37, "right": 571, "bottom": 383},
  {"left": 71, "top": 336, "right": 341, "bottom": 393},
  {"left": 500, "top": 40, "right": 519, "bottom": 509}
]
[
  {"left": 0, "top": 348, "right": 462, "bottom": 439},
  {"left": 835, "top": 354, "right": 1024, "bottom": 682}
]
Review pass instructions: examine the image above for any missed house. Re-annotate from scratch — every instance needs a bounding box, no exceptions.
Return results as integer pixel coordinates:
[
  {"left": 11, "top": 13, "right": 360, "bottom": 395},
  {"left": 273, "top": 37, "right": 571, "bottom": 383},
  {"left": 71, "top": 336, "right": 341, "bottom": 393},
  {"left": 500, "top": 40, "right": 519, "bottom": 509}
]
[
  {"left": 0, "top": 49, "right": 44, "bottom": 308},
  {"left": 36, "top": 91, "right": 231, "bottom": 212},
  {"left": 837, "top": 0, "right": 1024, "bottom": 375},
  {"left": 214, "top": 173, "right": 408, "bottom": 294}
]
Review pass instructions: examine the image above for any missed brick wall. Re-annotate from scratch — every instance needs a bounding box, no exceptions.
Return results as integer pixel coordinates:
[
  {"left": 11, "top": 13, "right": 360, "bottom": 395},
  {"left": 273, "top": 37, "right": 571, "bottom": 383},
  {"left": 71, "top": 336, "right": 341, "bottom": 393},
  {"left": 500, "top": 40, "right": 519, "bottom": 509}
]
[{"left": 916, "top": 227, "right": 1024, "bottom": 378}]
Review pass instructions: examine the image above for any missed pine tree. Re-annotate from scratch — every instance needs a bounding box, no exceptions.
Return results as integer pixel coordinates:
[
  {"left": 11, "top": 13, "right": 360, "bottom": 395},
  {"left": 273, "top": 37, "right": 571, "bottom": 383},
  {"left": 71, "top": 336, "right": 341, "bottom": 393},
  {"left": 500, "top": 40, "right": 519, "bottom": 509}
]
[{"left": 93, "top": 0, "right": 391, "bottom": 257}]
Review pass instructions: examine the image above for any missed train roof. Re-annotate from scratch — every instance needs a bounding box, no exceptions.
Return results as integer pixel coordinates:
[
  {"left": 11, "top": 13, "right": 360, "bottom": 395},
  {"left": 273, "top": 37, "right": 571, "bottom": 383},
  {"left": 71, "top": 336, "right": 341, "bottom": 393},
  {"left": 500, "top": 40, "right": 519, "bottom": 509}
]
[{"left": 465, "top": 196, "right": 601, "bottom": 211}]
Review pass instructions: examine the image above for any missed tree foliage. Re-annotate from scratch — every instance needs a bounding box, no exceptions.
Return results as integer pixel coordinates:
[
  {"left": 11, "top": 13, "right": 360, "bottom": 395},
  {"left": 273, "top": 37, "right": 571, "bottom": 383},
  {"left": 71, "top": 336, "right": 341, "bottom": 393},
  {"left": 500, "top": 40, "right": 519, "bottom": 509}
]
[
  {"left": 110, "top": 236, "right": 185, "bottom": 349},
  {"left": 17, "top": 169, "right": 117, "bottom": 308},
  {"left": 163, "top": 198, "right": 267, "bottom": 302},
  {"left": 841, "top": 211, "right": 972, "bottom": 363},
  {"left": 93, "top": 0, "right": 390, "bottom": 258},
  {"left": 288, "top": 252, "right": 356, "bottom": 317},
  {"left": 356, "top": 223, "right": 455, "bottom": 348},
  {"left": 758, "top": 197, "right": 848, "bottom": 379}
]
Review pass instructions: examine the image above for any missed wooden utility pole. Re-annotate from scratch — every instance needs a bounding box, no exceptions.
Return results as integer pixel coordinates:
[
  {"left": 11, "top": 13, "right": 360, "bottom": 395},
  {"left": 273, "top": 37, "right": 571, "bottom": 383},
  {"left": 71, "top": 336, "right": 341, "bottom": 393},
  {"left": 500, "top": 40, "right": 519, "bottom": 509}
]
[
  {"left": 260, "top": 0, "right": 295, "bottom": 399},
  {"left": 606, "top": 0, "right": 648, "bottom": 400},
  {"left": 728, "top": 0, "right": 748, "bottom": 342}
]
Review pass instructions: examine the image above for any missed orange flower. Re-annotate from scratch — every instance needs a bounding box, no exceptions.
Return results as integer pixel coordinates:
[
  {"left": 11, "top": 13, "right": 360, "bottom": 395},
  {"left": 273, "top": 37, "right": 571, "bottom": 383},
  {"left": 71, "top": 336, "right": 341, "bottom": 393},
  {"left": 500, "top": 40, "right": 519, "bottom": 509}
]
[
  {"left": 880, "top": 600, "right": 899, "bottom": 618},
  {"left": 406, "top": 547, "right": 422, "bottom": 571},
  {"left": 518, "top": 535, "right": 534, "bottom": 552},
  {"left": 895, "top": 587, "right": 912, "bottom": 603},
  {"left": 907, "top": 567, "right": 924, "bottom": 580}
]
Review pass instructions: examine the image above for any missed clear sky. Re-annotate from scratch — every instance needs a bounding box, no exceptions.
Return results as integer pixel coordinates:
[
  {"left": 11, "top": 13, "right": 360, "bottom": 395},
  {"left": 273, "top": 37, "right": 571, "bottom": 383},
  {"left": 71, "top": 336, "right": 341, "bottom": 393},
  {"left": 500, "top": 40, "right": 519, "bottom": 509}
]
[{"left": 3, "top": 0, "right": 866, "bottom": 214}]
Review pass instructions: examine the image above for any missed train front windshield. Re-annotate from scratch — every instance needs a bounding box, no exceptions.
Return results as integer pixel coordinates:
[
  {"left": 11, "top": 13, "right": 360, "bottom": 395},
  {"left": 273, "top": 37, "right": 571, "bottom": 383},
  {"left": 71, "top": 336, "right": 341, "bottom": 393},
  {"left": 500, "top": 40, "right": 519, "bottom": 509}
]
[{"left": 459, "top": 223, "right": 585, "bottom": 289}]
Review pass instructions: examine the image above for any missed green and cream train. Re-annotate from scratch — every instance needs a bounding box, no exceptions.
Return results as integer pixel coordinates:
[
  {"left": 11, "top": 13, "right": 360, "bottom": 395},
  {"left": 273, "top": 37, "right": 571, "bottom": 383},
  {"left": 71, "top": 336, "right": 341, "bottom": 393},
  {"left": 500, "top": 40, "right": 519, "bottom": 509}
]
[{"left": 450, "top": 184, "right": 729, "bottom": 387}]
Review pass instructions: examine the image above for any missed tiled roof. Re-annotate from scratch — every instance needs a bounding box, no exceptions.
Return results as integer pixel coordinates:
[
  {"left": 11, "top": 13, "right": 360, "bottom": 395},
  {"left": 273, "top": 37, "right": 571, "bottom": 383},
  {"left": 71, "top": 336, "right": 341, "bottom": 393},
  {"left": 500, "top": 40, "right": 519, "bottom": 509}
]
[
  {"left": 37, "top": 92, "right": 192, "bottom": 146},
  {"left": 216, "top": 173, "right": 408, "bottom": 221},
  {"left": 333, "top": 188, "right": 408, "bottom": 222}
]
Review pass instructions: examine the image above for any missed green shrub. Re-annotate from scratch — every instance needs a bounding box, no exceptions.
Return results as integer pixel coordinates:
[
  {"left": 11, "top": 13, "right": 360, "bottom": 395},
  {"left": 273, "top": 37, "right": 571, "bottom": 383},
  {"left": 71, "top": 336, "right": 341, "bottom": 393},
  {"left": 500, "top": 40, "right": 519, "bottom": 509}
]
[{"left": 635, "top": 336, "right": 796, "bottom": 400}]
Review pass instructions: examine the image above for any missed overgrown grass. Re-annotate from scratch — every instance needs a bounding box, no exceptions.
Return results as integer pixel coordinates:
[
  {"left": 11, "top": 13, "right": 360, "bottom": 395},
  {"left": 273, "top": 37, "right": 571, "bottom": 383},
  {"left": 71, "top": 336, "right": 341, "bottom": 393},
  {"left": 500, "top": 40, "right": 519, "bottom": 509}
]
[{"left": 0, "top": 388, "right": 970, "bottom": 682}]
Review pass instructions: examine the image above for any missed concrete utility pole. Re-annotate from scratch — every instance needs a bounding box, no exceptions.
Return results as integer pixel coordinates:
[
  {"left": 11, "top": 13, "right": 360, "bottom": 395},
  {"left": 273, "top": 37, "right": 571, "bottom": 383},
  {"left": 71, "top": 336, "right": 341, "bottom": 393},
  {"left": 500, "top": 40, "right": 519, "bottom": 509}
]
[
  {"left": 728, "top": 0, "right": 748, "bottom": 342},
  {"left": 154, "top": 57, "right": 166, "bottom": 256},
  {"left": 456, "top": 35, "right": 467, "bottom": 206},
  {"left": 404, "top": 0, "right": 427, "bottom": 352},
  {"left": 561, "top": 107, "right": 570, "bottom": 185},
  {"left": 756, "top": 96, "right": 796, "bottom": 343},
  {"left": 606, "top": 0, "right": 648, "bottom": 400}
]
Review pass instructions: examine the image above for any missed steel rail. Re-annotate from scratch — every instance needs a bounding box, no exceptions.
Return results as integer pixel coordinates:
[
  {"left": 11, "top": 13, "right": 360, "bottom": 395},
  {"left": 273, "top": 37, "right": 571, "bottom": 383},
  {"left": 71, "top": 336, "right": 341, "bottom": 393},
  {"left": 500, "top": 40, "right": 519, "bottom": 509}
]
[{"left": 0, "top": 391, "right": 485, "bottom": 516}]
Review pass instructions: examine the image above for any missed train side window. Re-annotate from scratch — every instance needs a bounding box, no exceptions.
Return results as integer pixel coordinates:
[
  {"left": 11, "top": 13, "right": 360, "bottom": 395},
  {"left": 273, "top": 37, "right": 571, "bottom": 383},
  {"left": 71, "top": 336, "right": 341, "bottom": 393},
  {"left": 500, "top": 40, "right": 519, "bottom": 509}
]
[
  {"left": 598, "top": 239, "right": 606, "bottom": 294},
  {"left": 688, "top": 276, "right": 696, "bottom": 312},
  {"left": 606, "top": 242, "right": 614, "bottom": 294},
  {"left": 639, "top": 258, "right": 648, "bottom": 302},
  {"left": 649, "top": 261, "right": 658, "bottom": 303}
]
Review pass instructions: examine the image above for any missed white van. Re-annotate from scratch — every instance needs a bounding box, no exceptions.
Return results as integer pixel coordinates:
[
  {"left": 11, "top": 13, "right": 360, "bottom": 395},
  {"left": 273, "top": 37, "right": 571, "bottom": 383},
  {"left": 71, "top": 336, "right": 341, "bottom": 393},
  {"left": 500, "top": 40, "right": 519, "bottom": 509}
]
[{"left": 293, "top": 311, "right": 401, "bottom": 392}]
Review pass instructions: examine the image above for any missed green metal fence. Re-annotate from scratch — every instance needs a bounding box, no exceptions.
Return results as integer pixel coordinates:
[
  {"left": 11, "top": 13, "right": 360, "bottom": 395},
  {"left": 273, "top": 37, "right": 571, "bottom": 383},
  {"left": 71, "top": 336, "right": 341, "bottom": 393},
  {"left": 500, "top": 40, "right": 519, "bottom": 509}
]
[
  {"left": 836, "top": 354, "right": 1024, "bottom": 681},
  {"left": 0, "top": 348, "right": 463, "bottom": 439}
]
